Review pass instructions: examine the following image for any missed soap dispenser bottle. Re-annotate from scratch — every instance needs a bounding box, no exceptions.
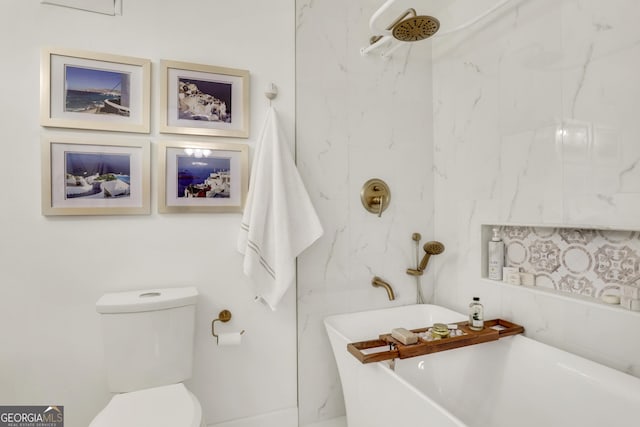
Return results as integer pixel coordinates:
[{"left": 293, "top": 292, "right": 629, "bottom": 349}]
[
  {"left": 488, "top": 227, "right": 504, "bottom": 281},
  {"left": 469, "top": 297, "right": 484, "bottom": 331}
]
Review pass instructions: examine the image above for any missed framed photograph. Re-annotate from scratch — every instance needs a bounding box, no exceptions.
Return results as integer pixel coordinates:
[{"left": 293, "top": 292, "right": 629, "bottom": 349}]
[
  {"left": 158, "top": 141, "right": 248, "bottom": 213},
  {"left": 41, "top": 48, "right": 151, "bottom": 133},
  {"left": 41, "top": 137, "right": 150, "bottom": 215},
  {"left": 160, "top": 60, "right": 250, "bottom": 138}
]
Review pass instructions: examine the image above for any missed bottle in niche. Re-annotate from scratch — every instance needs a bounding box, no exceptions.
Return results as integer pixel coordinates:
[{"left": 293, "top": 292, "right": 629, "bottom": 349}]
[
  {"left": 469, "top": 297, "right": 484, "bottom": 331},
  {"left": 488, "top": 227, "right": 504, "bottom": 281}
]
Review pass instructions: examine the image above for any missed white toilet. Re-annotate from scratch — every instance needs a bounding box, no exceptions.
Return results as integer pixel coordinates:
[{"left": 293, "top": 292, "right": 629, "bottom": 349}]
[{"left": 90, "top": 287, "right": 205, "bottom": 427}]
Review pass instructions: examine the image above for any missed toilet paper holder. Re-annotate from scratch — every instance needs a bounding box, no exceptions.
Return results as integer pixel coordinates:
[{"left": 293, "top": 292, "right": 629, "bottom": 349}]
[{"left": 211, "top": 309, "right": 245, "bottom": 343}]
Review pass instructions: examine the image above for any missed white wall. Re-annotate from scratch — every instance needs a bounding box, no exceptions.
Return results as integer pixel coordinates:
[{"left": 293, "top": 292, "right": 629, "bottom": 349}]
[
  {"left": 296, "top": 1, "right": 434, "bottom": 425},
  {"left": 0, "top": 1, "right": 296, "bottom": 426},
  {"left": 433, "top": 0, "right": 640, "bottom": 377}
]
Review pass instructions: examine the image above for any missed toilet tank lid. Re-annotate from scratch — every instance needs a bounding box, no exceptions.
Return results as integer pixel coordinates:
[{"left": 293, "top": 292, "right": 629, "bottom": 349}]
[{"left": 96, "top": 287, "right": 198, "bottom": 314}]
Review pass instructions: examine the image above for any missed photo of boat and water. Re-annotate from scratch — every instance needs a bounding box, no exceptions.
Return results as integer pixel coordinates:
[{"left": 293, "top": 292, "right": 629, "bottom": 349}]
[
  {"left": 177, "top": 155, "right": 231, "bottom": 198},
  {"left": 65, "top": 152, "right": 131, "bottom": 199},
  {"left": 65, "top": 65, "right": 131, "bottom": 116}
]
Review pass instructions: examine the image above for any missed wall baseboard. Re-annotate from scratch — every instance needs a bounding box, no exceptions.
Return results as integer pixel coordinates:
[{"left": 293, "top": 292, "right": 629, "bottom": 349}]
[
  {"left": 300, "top": 416, "right": 347, "bottom": 427},
  {"left": 209, "top": 407, "right": 298, "bottom": 427}
]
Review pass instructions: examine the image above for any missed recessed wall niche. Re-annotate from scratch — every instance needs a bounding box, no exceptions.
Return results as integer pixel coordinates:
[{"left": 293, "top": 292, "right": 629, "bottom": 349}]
[{"left": 482, "top": 225, "right": 640, "bottom": 308}]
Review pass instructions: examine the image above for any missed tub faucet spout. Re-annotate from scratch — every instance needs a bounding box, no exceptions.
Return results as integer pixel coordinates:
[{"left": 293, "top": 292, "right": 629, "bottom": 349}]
[{"left": 372, "top": 276, "right": 395, "bottom": 300}]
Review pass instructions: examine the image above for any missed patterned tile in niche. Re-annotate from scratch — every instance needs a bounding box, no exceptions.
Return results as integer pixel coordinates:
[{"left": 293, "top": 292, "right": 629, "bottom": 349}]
[
  {"left": 535, "top": 273, "right": 557, "bottom": 290},
  {"left": 499, "top": 225, "right": 640, "bottom": 307},
  {"left": 558, "top": 275, "right": 596, "bottom": 296},
  {"left": 506, "top": 241, "right": 528, "bottom": 265},
  {"left": 598, "top": 230, "right": 637, "bottom": 244},
  {"left": 561, "top": 245, "right": 593, "bottom": 274},
  {"left": 598, "top": 284, "right": 621, "bottom": 299},
  {"left": 529, "top": 240, "right": 561, "bottom": 273},
  {"left": 532, "top": 227, "right": 557, "bottom": 238},
  {"left": 504, "top": 226, "right": 532, "bottom": 241},
  {"left": 593, "top": 245, "right": 640, "bottom": 284},
  {"left": 559, "top": 228, "right": 597, "bottom": 245}
]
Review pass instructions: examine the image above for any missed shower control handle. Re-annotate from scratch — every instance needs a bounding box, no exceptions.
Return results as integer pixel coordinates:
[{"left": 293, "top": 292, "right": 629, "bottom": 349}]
[{"left": 361, "top": 178, "right": 390, "bottom": 217}]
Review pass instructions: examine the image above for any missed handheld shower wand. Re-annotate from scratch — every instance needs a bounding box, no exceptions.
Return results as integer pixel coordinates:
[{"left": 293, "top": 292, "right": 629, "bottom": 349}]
[{"left": 407, "top": 240, "right": 445, "bottom": 276}]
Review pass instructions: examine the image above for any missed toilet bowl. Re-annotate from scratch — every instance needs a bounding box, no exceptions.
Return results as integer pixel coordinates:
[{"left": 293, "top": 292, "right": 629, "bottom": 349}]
[{"left": 90, "top": 384, "right": 204, "bottom": 427}]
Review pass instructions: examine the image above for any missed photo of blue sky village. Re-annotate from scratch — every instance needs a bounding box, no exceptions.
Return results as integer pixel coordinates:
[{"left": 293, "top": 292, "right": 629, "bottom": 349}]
[
  {"left": 177, "top": 155, "right": 231, "bottom": 198},
  {"left": 178, "top": 77, "right": 232, "bottom": 123}
]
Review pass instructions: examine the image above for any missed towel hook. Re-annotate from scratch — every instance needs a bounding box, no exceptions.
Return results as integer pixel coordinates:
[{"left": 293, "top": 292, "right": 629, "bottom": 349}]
[
  {"left": 211, "top": 309, "right": 245, "bottom": 343},
  {"left": 265, "top": 83, "right": 278, "bottom": 106}
]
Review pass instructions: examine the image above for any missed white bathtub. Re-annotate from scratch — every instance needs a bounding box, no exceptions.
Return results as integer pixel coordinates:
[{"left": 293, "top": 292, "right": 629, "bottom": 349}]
[{"left": 325, "top": 304, "right": 640, "bottom": 427}]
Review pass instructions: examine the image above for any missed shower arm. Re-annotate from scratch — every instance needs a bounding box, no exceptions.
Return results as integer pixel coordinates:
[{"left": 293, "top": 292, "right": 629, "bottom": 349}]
[
  {"left": 362, "top": 0, "right": 409, "bottom": 57},
  {"left": 368, "top": 0, "right": 400, "bottom": 37},
  {"left": 360, "top": 36, "right": 393, "bottom": 57},
  {"left": 370, "top": 8, "right": 417, "bottom": 45}
]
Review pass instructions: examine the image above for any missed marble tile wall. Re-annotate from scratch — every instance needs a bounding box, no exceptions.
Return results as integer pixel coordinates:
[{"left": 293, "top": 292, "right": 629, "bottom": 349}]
[
  {"left": 296, "top": 1, "right": 434, "bottom": 425},
  {"left": 432, "top": 0, "right": 640, "bottom": 382},
  {"left": 297, "top": 0, "right": 640, "bottom": 424}
]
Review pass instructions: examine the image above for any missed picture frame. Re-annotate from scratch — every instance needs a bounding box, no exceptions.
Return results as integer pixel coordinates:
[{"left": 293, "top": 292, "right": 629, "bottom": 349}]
[
  {"left": 41, "top": 137, "right": 150, "bottom": 216},
  {"left": 160, "top": 60, "right": 250, "bottom": 138},
  {"left": 158, "top": 141, "right": 249, "bottom": 213},
  {"left": 40, "top": 48, "right": 151, "bottom": 133}
]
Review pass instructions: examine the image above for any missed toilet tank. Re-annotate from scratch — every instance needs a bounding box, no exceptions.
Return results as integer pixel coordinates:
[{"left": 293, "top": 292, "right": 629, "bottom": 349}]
[{"left": 96, "top": 287, "right": 198, "bottom": 393}]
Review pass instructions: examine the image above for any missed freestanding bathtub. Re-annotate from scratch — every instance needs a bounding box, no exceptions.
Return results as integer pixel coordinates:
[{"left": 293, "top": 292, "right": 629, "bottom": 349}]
[{"left": 325, "top": 304, "right": 640, "bottom": 427}]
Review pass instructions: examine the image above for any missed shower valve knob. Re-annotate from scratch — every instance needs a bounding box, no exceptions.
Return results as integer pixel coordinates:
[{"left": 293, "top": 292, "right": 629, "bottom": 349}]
[{"left": 360, "top": 178, "right": 391, "bottom": 217}]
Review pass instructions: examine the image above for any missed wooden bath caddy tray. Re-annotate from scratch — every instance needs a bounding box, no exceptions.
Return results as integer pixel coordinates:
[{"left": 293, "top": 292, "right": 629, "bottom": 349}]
[{"left": 347, "top": 319, "right": 524, "bottom": 364}]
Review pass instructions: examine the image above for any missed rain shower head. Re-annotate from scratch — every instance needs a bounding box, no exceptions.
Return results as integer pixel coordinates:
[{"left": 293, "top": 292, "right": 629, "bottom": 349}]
[
  {"left": 363, "top": 0, "right": 518, "bottom": 58},
  {"left": 391, "top": 15, "right": 440, "bottom": 42},
  {"left": 362, "top": 0, "right": 442, "bottom": 58},
  {"left": 369, "top": 8, "right": 440, "bottom": 44}
]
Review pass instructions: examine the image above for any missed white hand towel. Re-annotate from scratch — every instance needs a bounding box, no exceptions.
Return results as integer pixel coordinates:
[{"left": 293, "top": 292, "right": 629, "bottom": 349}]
[{"left": 237, "top": 107, "right": 323, "bottom": 310}]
